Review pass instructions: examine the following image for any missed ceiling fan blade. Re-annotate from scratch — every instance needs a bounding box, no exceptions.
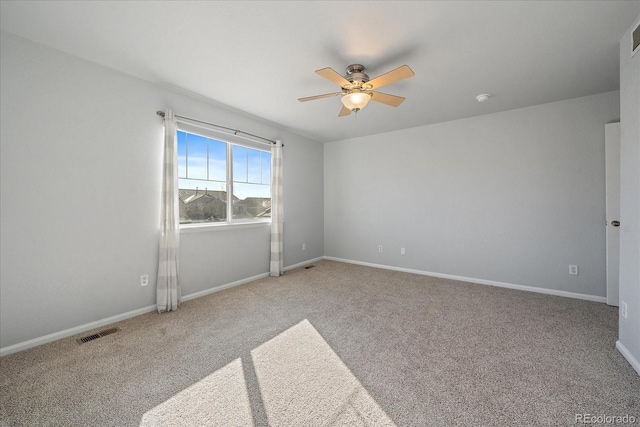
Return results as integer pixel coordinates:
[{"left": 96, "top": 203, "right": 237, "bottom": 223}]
[
  {"left": 298, "top": 92, "right": 343, "bottom": 102},
  {"left": 366, "top": 65, "right": 415, "bottom": 90},
  {"left": 370, "top": 91, "right": 406, "bottom": 107},
  {"left": 316, "top": 67, "right": 351, "bottom": 87},
  {"left": 338, "top": 105, "right": 352, "bottom": 117}
]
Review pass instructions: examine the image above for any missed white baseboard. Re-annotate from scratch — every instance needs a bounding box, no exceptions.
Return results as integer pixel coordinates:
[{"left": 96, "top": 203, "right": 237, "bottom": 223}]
[
  {"left": 284, "top": 256, "right": 325, "bottom": 272},
  {"left": 323, "top": 256, "right": 607, "bottom": 303},
  {"left": 1, "top": 257, "right": 325, "bottom": 358},
  {"left": 180, "top": 272, "right": 270, "bottom": 303},
  {"left": 182, "top": 256, "right": 325, "bottom": 303},
  {"left": 0, "top": 304, "right": 157, "bottom": 357},
  {"left": 616, "top": 341, "right": 640, "bottom": 376},
  {"left": 1, "top": 275, "right": 268, "bottom": 358},
  {"left": 2, "top": 255, "right": 608, "bottom": 357}
]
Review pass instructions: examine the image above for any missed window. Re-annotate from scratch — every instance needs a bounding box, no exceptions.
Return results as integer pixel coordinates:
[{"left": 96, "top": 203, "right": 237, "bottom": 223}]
[{"left": 177, "top": 129, "right": 271, "bottom": 225}]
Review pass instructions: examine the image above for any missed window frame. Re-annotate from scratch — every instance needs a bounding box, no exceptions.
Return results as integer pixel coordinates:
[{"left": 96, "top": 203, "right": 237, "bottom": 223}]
[{"left": 176, "top": 120, "right": 272, "bottom": 230}]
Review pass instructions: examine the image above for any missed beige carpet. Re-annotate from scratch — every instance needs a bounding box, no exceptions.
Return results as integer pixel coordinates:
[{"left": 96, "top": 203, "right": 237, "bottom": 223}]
[{"left": 1, "top": 260, "right": 638, "bottom": 426}]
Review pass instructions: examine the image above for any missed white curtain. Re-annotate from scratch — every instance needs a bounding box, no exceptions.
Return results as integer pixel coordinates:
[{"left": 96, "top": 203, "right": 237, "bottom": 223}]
[
  {"left": 270, "top": 141, "right": 284, "bottom": 276},
  {"left": 157, "top": 109, "right": 181, "bottom": 312}
]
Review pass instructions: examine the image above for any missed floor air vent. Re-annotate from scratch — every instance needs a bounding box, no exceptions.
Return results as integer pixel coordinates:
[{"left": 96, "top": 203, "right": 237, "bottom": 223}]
[{"left": 76, "top": 327, "right": 120, "bottom": 344}]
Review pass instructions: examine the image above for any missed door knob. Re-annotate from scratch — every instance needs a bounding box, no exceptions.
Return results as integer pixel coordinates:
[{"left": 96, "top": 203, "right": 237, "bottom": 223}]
[{"left": 612, "top": 220, "right": 620, "bottom": 227}]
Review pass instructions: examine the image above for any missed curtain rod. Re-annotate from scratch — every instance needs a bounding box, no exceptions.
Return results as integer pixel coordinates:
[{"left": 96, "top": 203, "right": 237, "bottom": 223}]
[{"left": 156, "top": 111, "right": 280, "bottom": 146}]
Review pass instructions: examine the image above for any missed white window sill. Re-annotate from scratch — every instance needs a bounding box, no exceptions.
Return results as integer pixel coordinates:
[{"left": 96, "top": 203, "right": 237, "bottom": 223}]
[{"left": 180, "top": 221, "right": 271, "bottom": 234}]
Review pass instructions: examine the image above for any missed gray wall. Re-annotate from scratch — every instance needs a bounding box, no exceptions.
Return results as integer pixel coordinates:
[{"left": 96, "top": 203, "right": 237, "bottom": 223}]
[
  {"left": 0, "top": 32, "right": 324, "bottom": 349},
  {"left": 618, "top": 16, "right": 640, "bottom": 368},
  {"left": 325, "top": 92, "right": 620, "bottom": 298}
]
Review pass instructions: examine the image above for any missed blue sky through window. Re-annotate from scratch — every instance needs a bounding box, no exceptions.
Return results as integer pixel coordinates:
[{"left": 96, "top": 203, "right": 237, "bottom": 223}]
[{"left": 177, "top": 130, "right": 270, "bottom": 199}]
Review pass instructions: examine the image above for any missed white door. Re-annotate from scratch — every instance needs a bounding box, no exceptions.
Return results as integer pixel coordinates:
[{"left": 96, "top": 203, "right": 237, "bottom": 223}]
[{"left": 605, "top": 122, "right": 621, "bottom": 306}]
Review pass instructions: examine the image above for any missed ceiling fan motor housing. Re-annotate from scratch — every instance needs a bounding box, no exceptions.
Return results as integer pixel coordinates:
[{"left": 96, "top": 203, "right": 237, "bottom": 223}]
[{"left": 345, "top": 64, "right": 369, "bottom": 84}]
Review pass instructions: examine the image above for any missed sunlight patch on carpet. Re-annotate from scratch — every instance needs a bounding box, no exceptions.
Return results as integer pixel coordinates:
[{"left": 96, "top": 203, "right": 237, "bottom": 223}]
[
  {"left": 251, "top": 319, "right": 396, "bottom": 426},
  {"left": 139, "top": 358, "right": 253, "bottom": 427}
]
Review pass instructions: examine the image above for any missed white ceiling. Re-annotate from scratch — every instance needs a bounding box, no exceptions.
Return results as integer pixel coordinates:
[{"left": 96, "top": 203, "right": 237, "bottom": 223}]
[{"left": 1, "top": 1, "right": 638, "bottom": 143}]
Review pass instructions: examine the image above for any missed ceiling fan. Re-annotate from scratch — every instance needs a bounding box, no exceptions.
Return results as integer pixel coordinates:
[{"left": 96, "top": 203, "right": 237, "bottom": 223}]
[{"left": 298, "top": 64, "right": 415, "bottom": 117}]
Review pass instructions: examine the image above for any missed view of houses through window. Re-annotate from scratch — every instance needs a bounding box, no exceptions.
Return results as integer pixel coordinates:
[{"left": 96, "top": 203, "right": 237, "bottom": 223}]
[{"left": 177, "top": 130, "right": 271, "bottom": 224}]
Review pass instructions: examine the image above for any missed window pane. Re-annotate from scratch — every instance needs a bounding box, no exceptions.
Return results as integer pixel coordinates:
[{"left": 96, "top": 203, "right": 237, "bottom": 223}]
[
  {"left": 233, "top": 183, "right": 271, "bottom": 219},
  {"left": 178, "top": 179, "right": 226, "bottom": 192},
  {"left": 177, "top": 131, "right": 187, "bottom": 178},
  {"left": 261, "top": 152, "right": 271, "bottom": 185},
  {"left": 186, "top": 133, "right": 208, "bottom": 180},
  {"left": 247, "top": 149, "right": 262, "bottom": 184},
  {"left": 233, "top": 145, "right": 248, "bottom": 183},
  {"left": 176, "top": 131, "right": 271, "bottom": 225},
  {"left": 208, "top": 139, "right": 227, "bottom": 182},
  {"left": 179, "top": 179, "right": 227, "bottom": 224}
]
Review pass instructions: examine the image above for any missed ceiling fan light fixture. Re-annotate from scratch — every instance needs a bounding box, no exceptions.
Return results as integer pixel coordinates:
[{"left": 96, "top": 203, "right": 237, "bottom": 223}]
[
  {"left": 341, "top": 91, "right": 372, "bottom": 112},
  {"left": 300, "top": 64, "right": 414, "bottom": 117}
]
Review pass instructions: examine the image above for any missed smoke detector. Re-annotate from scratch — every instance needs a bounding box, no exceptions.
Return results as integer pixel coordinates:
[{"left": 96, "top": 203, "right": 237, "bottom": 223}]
[{"left": 476, "top": 94, "right": 491, "bottom": 103}]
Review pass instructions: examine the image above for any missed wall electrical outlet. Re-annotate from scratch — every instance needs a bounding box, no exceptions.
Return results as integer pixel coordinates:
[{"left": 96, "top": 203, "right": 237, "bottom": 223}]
[
  {"left": 569, "top": 265, "right": 578, "bottom": 275},
  {"left": 401, "top": 247, "right": 406, "bottom": 255},
  {"left": 140, "top": 274, "right": 149, "bottom": 287},
  {"left": 378, "top": 245, "right": 383, "bottom": 253},
  {"left": 302, "top": 243, "right": 306, "bottom": 251},
  {"left": 621, "top": 301, "right": 628, "bottom": 319}
]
